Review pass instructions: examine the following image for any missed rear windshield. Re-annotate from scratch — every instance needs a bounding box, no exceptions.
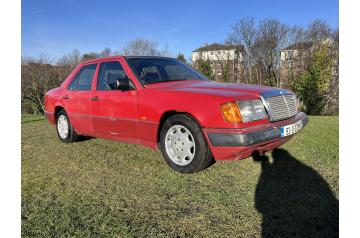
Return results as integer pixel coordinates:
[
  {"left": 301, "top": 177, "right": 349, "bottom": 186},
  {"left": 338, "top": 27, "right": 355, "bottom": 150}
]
[{"left": 125, "top": 57, "right": 208, "bottom": 85}]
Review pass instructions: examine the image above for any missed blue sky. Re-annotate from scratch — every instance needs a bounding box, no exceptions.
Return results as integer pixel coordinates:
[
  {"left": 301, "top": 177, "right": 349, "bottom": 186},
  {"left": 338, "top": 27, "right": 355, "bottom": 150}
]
[{"left": 22, "top": 0, "right": 339, "bottom": 59}]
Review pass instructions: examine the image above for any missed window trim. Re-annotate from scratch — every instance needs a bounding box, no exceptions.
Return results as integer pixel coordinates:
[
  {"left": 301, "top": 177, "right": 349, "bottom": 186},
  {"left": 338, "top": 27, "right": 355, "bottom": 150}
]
[
  {"left": 67, "top": 63, "right": 98, "bottom": 91},
  {"left": 95, "top": 60, "right": 137, "bottom": 91}
]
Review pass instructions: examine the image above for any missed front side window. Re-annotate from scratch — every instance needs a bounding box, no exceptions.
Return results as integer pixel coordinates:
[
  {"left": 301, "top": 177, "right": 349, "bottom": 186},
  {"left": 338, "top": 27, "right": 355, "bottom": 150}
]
[
  {"left": 126, "top": 57, "right": 208, "bottom": 85},
  {"left": 68, "top": 64, "right": 97, "bottom": 91},
  {"left": 97, "top": 61, "right": 134, "bottom": 91}
]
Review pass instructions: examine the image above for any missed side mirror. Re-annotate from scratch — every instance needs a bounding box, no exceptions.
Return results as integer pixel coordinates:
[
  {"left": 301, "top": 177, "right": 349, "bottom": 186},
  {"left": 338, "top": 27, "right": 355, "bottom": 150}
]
[{"left": 116, "top": 77, "right": 136, "bottom": 91}]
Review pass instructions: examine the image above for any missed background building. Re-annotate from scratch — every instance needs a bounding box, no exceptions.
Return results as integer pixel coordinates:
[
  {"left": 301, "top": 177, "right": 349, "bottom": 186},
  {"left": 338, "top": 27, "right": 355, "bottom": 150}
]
[
  {"left": 280, "top": 39, "right": 339, "bottom": 114},
  {"left": 280, "top": 42, "right": 313, "bottom": 85},
  {"left": 192, "top": 43, "right": 246, "bottom": 82}
]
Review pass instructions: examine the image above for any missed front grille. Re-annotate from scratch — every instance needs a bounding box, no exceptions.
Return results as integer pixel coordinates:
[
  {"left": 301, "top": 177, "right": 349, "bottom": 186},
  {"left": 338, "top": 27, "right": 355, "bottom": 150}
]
[{"left": 265, "top": 95, "right": 297, "bottom": 121}]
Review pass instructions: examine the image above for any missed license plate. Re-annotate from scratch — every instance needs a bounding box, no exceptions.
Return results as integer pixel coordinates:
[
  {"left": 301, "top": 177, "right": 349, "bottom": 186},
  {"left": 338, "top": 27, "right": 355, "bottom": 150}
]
[{"left": 281, "top": 120, "right": 303, "bottom": 137}]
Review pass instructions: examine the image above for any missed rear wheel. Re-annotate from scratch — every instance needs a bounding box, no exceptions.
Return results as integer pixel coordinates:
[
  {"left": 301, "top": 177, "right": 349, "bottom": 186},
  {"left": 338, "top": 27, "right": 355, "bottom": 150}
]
[
  {"left": 56, "top": 109, "right": 79, "bottom": 143},
  {"left": 160, "top": 114, "right": 214, "bottom": 173}
]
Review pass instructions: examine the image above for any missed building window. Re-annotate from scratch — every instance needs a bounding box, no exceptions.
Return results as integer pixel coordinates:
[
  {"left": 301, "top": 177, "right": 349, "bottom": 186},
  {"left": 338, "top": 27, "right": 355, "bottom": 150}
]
[
  {"left": 287, "top": 61, "right": 292, "bottom": 69},
  {"left": 210, "top": 51, "right": 213, "bottom": 55},
  {"left": 285, "top": 51, "right": 293, "bottom": 60}
]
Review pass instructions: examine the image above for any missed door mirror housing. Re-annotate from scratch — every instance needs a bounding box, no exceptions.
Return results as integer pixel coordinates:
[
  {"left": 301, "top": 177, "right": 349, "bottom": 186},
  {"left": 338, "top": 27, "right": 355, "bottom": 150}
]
[{"left": 116, "top": 77, "right": 136, "bottom": 91}]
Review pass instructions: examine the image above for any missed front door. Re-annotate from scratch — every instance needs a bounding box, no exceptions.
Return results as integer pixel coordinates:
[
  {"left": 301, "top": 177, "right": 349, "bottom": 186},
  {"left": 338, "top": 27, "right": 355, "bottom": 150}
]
[
  {"left": 62, "top": 63, "right": 98, "bottom": 135},
  {"left": 91, "top": 60, "right": 138, "bottom": 141}
]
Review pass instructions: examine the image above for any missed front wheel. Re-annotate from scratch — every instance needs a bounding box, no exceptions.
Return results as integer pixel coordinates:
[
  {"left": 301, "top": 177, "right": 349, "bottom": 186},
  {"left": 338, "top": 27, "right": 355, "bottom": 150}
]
[{"left": 159, "top": 114, "right": 214, "bottom": 173}]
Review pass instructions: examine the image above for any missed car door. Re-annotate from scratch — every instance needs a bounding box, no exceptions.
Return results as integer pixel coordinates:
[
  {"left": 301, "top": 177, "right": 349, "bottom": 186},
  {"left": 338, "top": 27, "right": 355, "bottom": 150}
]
[
  {"left": 91, "top": 60, "right": 138, "bottom": 142},
  {"left": 62, "top": 63, "right": 98, "bottom": 135}
]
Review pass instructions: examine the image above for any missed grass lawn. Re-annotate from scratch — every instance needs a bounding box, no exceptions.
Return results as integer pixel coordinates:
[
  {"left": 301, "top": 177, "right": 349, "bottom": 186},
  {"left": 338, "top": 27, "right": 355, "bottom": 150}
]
[{"left": 21, "top": 115, "right": 339, "bottom": 237}]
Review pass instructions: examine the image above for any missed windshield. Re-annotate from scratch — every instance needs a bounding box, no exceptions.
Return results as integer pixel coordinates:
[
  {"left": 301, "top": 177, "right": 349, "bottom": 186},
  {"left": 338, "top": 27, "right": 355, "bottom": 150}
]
[{"left": 125, "top": 57, "right": 208, "bottom": 85}]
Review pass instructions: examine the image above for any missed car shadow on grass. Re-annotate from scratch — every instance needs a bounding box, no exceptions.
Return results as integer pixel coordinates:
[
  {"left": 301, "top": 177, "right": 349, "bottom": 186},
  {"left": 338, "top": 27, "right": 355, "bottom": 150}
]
[
  {"left": 253, "top": 149, "right": 339, "bottom": 238},
  {"left": 77, "top": 136, "right": 93, "bottom": 142}
]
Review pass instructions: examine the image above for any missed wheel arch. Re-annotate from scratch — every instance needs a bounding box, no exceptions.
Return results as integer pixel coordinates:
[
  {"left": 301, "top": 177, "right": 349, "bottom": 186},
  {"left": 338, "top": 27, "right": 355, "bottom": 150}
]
[
  {"left": 54, "top": 105, "right": 81, "bottom": 137},
  {"left": 156, "top": 110, "right": 203, "bottom": 147},
  {"left": 54, "top": 105, "right": 65, "bottom": 122}
]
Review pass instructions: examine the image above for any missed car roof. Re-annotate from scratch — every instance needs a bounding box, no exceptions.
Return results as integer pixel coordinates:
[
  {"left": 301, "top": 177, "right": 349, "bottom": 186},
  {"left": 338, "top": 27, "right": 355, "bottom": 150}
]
[
  {"left": 81, "top": 55, "right": 123, "bottom": 65},
  {"left": 124, "top": 56, "right": 175, "bottom": 59},
  {"left": 81, "top": 55, "right": 176, "bottom": 65}
]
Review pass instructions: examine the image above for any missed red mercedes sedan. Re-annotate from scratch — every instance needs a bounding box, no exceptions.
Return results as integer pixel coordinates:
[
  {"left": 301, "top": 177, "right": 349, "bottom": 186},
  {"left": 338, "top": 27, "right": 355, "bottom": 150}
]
[{"left": 45, "top": 56, "right": 308, "bottom": 173}]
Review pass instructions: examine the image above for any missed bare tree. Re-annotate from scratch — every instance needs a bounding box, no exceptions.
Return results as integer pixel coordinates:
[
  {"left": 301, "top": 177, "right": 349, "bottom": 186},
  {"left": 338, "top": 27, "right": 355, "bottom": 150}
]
[
  {"left": 226, "top": 17, "right": 256, "bottom": 83},
  {"left": 306, "top": 19, "right": 332, "bottom": 43},
  {"left": 226, "top": 18, "right": 291, "bottom": 86},
  {"left": 56, "top": 49, "right": 81, "bottom": 67},
  {"left": 159, "top": 44, "right": 172, "bottom": 57},
  {"left": 123, "top": 38, "right": 172, "bottom": 56},
  {"left": 289, "top": 25, "right": 307, "bottom": 44},
  {"left": 100, "top": 47, "right": 112, "bottom": 57},
  {"left": 251, "top": 19, "right": 291, "bottom": 87}
]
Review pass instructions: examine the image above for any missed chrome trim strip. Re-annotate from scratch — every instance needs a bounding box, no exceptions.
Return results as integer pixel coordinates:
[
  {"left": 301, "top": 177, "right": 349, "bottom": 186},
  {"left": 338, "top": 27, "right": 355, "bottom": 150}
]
[
  {"left": 69, "top": 112, "right": 159, "bottom": 124},
  {"left": 260, "top": 95, "right": 274, "bottom": 121},
  {"left": 282, "top": 95, "right": 291, "bottom": 117},
  {"left": 260, "top": 89, "right": 292, "bottom": 98}
]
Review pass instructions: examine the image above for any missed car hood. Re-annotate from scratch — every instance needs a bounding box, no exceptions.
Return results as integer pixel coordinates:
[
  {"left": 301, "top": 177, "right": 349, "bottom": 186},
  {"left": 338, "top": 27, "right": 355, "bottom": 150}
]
[{"left": 144, "top": 80, "right": 291, "bottom": 99}]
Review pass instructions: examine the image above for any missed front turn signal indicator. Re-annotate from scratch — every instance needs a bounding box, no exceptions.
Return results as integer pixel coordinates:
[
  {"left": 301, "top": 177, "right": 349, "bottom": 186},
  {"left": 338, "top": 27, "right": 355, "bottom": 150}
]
[{"left": 221, "top": 102, "right": 243, "bottom": 123}]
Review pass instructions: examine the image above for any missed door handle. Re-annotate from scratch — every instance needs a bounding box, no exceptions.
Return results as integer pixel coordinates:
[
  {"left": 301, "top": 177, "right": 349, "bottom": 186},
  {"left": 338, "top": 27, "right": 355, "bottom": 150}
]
[
  {"left": 63, "top": 95, "right": 69, "bottom": 99},
  {"left": 90, "top": 96, "right": 101, "bottom": 101}
]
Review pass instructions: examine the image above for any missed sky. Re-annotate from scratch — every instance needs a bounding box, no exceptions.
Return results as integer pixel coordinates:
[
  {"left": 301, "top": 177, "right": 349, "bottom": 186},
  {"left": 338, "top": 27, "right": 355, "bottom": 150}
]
[{"left": 22, "top": 0, "right": 339, "bottom": 60}]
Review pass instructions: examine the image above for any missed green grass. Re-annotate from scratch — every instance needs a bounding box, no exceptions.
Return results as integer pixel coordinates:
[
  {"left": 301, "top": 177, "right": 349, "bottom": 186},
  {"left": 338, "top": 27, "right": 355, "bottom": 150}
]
[
  {"left": 21, "top": 116, "right": 339, "bottom": 237},
  {"left": 21, "top": 113, "right": 46, "bottom": 123}
]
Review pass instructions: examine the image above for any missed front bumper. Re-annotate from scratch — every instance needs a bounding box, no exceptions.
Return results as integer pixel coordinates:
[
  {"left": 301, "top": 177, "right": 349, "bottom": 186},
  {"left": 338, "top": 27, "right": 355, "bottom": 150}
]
[{"left": 203, "top": 112, "right": 308, "bottom": 160}]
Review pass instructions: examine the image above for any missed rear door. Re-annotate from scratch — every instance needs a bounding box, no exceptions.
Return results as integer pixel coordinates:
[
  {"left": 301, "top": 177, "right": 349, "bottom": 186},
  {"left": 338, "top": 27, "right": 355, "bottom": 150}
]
[
  {"left": 62, "top": 63, "right": 98, "bottom": 135},
  {"left": 91, "top": 60, "right": 138, "bottom": 141}
]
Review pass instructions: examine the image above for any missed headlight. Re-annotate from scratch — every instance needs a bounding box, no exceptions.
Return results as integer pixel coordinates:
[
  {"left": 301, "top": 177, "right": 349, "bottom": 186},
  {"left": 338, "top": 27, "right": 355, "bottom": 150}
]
[{"left": 237, "top": 99, "right": 268, "bottom": 123}]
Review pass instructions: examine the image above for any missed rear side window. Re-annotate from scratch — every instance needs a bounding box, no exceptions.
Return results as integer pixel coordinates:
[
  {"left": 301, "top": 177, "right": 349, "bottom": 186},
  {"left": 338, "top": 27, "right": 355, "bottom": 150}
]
[
  {"left": 97, "top": 61, "right": 134, "bottom": 91},
  {"left": 68, "top": 64, "right": 97, "bottom": 91}
]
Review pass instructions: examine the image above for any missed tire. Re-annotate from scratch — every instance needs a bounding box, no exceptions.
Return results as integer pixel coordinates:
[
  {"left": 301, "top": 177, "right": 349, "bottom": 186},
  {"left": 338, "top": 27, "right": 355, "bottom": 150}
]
[
  {"left": 159, "top": 114, "right": 214, "bottom": 173},
  {"left": 56, "top": 109, "right": 79, "bottom": 143}
]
